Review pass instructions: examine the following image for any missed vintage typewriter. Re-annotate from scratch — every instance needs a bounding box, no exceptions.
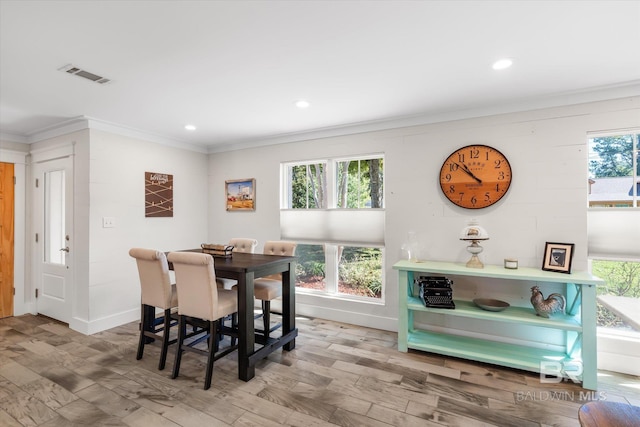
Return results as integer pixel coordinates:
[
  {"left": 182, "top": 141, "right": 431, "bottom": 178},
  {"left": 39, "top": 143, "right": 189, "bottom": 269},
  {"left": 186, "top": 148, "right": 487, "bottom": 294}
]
[{"left": 415, "top": 276, "right": 455, "bottom": 309}]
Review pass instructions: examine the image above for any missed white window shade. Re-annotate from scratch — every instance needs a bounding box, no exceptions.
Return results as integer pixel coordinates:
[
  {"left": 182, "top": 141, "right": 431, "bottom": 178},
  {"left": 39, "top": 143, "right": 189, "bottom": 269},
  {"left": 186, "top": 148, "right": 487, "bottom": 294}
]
[
  {"left": 588, "top": 209, "right": 640, "bottom": 259},
  {"left": 280, "top": 209, "right": 384, "bottom": 246}
]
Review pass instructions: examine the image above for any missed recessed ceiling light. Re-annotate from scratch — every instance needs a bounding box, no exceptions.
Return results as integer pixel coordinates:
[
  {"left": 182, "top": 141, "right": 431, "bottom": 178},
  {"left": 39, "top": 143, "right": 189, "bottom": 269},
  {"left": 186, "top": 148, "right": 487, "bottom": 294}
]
[
  {"left": 184, "top": 124, "right": 196, "bottom": 131},
  {"left": 492, "top": 58, "right": 513, "bottom": 70},
  {"left": 295, "top": 100, "right": 310, "bottom": 109}
]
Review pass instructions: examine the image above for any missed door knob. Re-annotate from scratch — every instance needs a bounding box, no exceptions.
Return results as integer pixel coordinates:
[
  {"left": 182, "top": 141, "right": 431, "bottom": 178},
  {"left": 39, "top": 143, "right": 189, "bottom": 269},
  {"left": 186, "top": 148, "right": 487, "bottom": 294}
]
[{"left": 60, "top": 247, "right": 70, "bottom": 253}]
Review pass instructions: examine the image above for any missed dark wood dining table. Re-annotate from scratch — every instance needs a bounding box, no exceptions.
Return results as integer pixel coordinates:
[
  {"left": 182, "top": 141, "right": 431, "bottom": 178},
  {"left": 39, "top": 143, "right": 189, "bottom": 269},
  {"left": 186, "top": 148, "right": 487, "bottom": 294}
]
[{"left": 155, "top": 250, "right": 298, "bottom": 381}]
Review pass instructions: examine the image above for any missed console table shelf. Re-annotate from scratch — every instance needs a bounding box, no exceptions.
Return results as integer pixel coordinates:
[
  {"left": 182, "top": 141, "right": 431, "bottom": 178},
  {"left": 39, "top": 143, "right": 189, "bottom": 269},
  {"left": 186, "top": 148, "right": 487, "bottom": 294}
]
[
  {"left": 394, "top": 260, "right": 603, "bottom": 390},
  {"left": 407, "top": 297, "right": 583, "bottom": 332},
  {"left": 407, "top": 329, "right": 570, "bottom": 373}
]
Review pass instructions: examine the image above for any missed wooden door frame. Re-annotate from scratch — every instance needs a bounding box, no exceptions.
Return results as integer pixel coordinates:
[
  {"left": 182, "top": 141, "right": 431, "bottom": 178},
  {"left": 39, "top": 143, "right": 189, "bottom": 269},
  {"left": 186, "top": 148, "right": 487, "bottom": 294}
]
[
  {"left": 0, "top": 162, "right": 14, "bottom": 318},
  {"left": 0, "top": 150, "right": 28, "bottom": 317}
]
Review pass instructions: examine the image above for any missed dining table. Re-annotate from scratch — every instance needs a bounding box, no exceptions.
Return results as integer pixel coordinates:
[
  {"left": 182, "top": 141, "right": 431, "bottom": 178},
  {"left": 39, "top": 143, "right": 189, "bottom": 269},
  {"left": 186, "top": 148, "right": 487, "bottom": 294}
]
[{"left": 149, "top": 249, "right": 298, "bottom": 381}]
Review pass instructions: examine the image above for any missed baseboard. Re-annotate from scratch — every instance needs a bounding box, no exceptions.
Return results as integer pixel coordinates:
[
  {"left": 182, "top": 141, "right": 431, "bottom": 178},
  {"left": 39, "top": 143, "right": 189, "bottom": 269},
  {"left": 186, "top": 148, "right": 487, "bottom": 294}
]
[
  {"left": 295, "top": 301, "right": 397, "bottom": 332},
  {"left": 69, "top": 308, "right": 139, "bottom": 335}
]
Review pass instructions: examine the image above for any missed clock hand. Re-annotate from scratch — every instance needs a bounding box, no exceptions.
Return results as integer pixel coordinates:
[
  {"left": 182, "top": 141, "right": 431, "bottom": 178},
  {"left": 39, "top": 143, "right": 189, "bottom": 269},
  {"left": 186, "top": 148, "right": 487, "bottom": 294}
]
[{"left": 455, "top": 162, "right": 482, "bottom": 184}]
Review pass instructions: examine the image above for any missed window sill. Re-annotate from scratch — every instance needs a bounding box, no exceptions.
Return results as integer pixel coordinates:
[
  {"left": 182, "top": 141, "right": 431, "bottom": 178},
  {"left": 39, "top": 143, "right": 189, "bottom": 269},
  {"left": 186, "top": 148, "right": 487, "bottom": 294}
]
[{"left": 296, "top": 288, "right": 385, "bottom": 305}]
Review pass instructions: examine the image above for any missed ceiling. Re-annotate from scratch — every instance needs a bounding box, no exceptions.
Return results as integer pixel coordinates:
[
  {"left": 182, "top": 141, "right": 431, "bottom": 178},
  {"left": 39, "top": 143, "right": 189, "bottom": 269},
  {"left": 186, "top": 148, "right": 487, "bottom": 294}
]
[{"left": 1, "top": 1, "right": 639, "bottom": 152}]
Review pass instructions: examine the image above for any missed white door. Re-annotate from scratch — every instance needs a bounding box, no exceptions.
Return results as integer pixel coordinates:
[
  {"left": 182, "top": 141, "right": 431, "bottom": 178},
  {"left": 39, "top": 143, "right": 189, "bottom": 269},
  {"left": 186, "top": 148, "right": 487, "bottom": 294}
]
[{"left": 34, "top": 157, "right": 73, "bottom": 323}]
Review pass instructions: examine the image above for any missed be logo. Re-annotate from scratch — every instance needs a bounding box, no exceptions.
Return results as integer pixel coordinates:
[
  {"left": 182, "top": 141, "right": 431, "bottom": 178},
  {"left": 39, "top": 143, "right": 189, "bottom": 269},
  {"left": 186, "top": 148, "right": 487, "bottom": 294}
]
[{"left": 540, "top": 360, "right": 583, "bottom": 383}]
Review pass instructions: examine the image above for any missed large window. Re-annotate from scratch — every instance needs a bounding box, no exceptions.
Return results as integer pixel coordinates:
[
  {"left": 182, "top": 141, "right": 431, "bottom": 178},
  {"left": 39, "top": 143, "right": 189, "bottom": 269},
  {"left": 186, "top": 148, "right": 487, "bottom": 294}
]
[
  {"left": 282, "top": 155, "right": 384, "bottom": 300},
  {"left": 587, "top": 131, "right": 640, "bottom": 375}
]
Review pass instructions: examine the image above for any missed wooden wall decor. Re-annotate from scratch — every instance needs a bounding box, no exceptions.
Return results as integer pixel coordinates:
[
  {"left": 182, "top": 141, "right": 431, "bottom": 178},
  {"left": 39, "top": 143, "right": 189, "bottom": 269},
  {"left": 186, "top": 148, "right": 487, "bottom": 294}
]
[{"left": 145, "top": 172, "right": 173, "bottom": 217}]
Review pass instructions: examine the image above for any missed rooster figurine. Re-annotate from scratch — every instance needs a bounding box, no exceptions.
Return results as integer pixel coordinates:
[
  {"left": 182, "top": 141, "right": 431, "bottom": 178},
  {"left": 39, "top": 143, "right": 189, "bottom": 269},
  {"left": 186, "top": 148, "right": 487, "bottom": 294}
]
[{"left": 530, "top": 286, "right": 566, "bottom": 318}]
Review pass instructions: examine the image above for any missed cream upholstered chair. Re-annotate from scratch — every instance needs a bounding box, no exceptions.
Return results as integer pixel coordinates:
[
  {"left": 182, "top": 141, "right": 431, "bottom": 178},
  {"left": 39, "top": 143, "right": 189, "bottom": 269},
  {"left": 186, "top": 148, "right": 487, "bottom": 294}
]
[
  {"left": 229, "top": 237, "right": 258, "bottom": 253},
  {"left": 167, "top": 251, "right": 238, "bottom": 390},
  {"left": 216, "top": 238, "right": 258, "bottom": 289},
  {"left": 253, "top": 240, "right": 297, "bottom": 340},
  {"left": 128, "top": 248, "right": 178, "bottom": 371}
]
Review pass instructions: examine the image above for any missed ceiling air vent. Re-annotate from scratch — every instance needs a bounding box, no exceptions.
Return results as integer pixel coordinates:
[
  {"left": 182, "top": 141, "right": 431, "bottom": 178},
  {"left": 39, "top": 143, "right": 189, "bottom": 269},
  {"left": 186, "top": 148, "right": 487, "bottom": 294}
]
[{"left": 58, "top": 64, "right": 111, "bottom": 84}]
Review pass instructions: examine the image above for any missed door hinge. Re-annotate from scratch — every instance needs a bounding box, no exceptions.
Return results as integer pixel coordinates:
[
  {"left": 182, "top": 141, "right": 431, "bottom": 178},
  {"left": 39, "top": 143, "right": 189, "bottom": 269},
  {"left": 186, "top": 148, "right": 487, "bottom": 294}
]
[
  {"left": 35, "top": 289, "right": 39, "bottom": 298},
  {"left": 35, "top": 178, "right": 39, "bottom": 188},
  {"left": 13, "top": 288, "right": 15, "bottom": 295},
  {"left": 35, "top": 233, "right": 38, "bottom": 243},
  {"left": 13, "top": 176, "right": 16, "bottom": 185}
]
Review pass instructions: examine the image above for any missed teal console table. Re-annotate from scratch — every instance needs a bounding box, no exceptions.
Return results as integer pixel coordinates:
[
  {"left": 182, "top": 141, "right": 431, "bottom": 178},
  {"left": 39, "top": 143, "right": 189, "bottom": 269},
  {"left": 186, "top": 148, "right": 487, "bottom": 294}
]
[{"left": 394, "top": 260, "right": 603, "bottom": 390}]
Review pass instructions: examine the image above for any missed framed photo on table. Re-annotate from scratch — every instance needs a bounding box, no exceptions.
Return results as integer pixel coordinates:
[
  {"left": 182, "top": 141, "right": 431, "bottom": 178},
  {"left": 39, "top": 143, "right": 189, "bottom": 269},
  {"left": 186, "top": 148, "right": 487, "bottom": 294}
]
[
  {"left": 542, "top": 242, "right": 574, "bottom": 273},
  {"left": 225, "top": 178, "right": 255, "bottom": 211}
]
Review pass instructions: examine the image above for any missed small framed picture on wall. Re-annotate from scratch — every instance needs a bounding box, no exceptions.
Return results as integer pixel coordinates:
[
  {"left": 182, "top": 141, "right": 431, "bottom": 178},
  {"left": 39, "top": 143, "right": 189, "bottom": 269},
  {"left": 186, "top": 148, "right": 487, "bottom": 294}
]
[{"left": 225, "top": 178, "right": 255, "bottom": 211}]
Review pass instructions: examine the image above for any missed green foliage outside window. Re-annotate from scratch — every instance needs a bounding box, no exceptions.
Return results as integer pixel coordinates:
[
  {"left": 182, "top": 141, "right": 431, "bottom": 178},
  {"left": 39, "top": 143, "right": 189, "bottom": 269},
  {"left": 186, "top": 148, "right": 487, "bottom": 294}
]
[
  {"left": 336, "top": 159, "right": 383, "bottom": 208},
  {"left": 589, "top": 135, "right": 638, "bottom": 178},
  {"left": 592, "top": 260, "right": 640, "bottom": 330},
  {"left": 289, "top": 164, "right": 326, "bottom": 209},
  {"left": 295, "top": 244, "right": 382, "bottom": 298},
  {"left": 338, "top": 248, "right": 382, "bottom": 297}
]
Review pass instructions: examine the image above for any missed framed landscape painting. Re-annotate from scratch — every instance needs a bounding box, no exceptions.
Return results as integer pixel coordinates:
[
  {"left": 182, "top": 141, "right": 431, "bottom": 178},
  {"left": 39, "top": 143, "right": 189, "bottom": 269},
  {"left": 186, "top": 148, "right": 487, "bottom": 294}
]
[{"left": 225, "top": 178, "right": 255, "bottom": 211}]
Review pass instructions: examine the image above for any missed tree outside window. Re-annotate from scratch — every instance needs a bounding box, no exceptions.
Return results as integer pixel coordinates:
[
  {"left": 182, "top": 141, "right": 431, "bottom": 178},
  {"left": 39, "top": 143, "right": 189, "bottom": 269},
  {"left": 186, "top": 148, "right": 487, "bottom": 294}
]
[{"left": 588, "top": 134, "right": 639, "bottom": 207}]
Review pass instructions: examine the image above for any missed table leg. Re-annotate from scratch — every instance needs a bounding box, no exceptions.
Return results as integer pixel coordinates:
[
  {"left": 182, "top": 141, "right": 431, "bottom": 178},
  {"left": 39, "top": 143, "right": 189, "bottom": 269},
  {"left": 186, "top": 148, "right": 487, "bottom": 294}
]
[
  {"left": 283, "top": 261, "right": 296, "bottom": 351},
  {"left": 237, "top": 271, "right": 256, "bottom": 381}
]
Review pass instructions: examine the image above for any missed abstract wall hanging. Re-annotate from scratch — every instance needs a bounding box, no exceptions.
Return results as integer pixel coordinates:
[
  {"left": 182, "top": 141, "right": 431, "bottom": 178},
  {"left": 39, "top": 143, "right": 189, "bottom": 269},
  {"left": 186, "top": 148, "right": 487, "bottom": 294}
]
[{"left": 145, "top": 172, "right": 173, "bottom": 217}]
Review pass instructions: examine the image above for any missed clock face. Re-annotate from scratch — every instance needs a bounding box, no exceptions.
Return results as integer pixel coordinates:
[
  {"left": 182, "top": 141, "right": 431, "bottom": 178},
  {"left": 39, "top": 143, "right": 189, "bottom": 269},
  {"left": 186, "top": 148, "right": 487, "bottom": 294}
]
[{"left": 439, "top": 145, "right": 512, "bottom": 209}]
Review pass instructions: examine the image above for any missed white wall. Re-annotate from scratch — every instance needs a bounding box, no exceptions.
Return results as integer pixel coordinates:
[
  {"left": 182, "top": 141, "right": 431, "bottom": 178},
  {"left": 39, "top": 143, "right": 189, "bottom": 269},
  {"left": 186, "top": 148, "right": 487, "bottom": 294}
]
[
  {"left": 22, "top": 129, "right": 209, "bottom": 333},
  {"left": 79, "top": 129, "right": 209, "bottom": 333},
  {"left": 208, "top": 96, "right": 640, "bottom": 332}
]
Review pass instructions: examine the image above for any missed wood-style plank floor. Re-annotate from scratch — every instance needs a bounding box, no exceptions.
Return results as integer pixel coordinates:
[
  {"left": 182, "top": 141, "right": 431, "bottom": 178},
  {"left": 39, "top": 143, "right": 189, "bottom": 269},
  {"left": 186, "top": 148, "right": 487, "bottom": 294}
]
[{"left": 0, "top": 314, "right": 639, "bottom": 426}]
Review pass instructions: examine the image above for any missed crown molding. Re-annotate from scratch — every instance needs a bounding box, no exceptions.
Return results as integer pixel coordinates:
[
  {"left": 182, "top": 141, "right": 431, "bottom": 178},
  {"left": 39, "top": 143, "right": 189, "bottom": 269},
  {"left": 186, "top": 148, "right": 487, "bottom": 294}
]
[
  {"left": 208, "top": 80, "right": 640, "bottom": 153},
  {"left": 3, "top": 80, "right": 639, "bottom": 154},
  {"left": 3, "top": 116, "right": 208, "bottom": 153}
]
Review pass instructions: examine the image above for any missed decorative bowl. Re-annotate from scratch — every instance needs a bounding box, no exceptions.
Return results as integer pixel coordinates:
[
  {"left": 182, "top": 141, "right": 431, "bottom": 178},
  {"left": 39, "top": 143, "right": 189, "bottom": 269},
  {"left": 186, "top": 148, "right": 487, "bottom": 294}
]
[{"left": 473, "top": 298, "right": 510, "bottom": 312}]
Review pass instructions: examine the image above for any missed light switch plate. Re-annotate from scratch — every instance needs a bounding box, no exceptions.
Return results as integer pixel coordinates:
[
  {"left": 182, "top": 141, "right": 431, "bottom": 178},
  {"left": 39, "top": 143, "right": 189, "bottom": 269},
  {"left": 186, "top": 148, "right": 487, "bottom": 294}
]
[{"left": 102, "top": 217, "right": 115, "bottom": 228}]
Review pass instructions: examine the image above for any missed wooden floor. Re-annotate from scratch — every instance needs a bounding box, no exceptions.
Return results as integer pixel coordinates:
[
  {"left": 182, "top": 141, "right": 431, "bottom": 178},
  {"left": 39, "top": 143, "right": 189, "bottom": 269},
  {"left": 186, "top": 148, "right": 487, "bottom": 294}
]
[{"left": 0, "top": 314, "right": 639, "bottom": 427}]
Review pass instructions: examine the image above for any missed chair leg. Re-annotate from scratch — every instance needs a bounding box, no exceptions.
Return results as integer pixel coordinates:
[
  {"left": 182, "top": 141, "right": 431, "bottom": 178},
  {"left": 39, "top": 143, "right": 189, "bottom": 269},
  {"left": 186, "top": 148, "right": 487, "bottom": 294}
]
[
  {"left": 204, "top": 320, "right": 217, "bottom": 390},
  {"left": 171, "top": 315, "right": 186, "bottom": 379},
  {"left": 262, "top": 300, "right": 271, "bottom": 341},
  {"left": 136, "top": 304, "right": 147, "bottom": 360},
  {"left": 158, "top": 308, "right": 172, "bottom": 370}
]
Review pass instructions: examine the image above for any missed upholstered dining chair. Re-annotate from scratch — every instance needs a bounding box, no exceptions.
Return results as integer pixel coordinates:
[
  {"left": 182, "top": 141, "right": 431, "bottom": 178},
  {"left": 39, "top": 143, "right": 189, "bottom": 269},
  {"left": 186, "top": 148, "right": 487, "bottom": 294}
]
[
  {"left": 252, "top": 240, "right": 297, "bottom": 341},
  {"left": 216, "top": 238, "right": 258, "bottom": 289},
  {"left": 128, "top": 248, "right": 178, "bottom": 371},
  {"left": 167, "top": 251, "right": 238, "bottom": 390}
]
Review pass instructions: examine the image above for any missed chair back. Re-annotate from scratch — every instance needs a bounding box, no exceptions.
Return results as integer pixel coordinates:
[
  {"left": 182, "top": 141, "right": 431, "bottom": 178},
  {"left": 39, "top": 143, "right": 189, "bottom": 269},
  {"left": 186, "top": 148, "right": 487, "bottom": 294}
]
[
  {"left": 167, "top": 252, "right": 220, "bottom": 321},
  {"left": 263, "top": 240, "right": 297, "bottom": 257},
  {"left": 129, "top": 248, "right": 174, "bottom": 309},
  {"left": 229, "top": 238, "right": 258, "bottom": 253},
  {"left": 262, "top": 241, "right": 297, "bottom": 280}
]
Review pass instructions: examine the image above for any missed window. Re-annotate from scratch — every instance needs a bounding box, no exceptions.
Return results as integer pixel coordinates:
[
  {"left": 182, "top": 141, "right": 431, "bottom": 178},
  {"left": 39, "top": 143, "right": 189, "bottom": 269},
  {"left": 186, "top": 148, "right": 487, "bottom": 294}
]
[
  {"left": 588, "top": 133, "right": 639, "bottom": 208},
  {"left": 587, "top": 130, "right": 640, "bottom": 375},
  {"left": 288, "top": 162, "right": 327, "bottom": 209},
  {"left": 592, "top": 259, "right": 640, "bottom": 332},
  {"left": 282, "top": 155, "right": 384, "bottom": 300}
]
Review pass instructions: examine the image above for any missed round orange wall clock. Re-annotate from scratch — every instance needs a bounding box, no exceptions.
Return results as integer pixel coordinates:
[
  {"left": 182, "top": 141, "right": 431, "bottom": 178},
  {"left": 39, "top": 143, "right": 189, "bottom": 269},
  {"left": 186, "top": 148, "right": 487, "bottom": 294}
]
[{"left": 439, "top": 144, "right": 512, "bottom": 209}]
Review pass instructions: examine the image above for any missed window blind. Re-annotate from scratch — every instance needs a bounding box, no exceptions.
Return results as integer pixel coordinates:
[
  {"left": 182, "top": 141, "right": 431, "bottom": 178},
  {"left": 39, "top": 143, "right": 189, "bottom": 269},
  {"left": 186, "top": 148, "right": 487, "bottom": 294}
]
[
  {"left": 588, "top": 209, "right": 640, "bottom": 259},
  {"left": 280, "top": 209, "right": 384, "bottom": 246}
]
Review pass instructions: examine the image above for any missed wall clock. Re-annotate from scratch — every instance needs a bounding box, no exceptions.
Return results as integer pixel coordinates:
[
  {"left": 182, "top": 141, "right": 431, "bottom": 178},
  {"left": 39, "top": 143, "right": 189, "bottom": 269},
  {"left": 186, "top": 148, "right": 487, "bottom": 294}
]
[{"left": 439, "top": 144, "right": 512, "bottom": 209}]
